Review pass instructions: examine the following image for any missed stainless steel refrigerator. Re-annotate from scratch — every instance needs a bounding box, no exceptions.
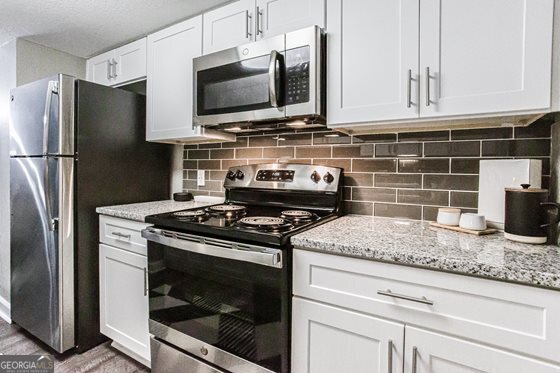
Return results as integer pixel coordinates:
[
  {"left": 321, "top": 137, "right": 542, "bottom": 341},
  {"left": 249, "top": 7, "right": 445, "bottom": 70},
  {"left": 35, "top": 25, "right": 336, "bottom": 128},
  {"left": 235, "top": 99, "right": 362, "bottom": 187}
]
[{"left": 9, "top": 74, "right": 170, "bottom": 353}]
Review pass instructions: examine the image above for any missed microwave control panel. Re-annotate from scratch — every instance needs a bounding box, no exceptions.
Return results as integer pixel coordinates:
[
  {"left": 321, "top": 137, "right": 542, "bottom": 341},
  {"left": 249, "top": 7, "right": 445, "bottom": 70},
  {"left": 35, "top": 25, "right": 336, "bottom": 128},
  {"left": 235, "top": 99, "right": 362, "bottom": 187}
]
[{"left": 285, "top": 46, "right": 310, "bottom": 105}]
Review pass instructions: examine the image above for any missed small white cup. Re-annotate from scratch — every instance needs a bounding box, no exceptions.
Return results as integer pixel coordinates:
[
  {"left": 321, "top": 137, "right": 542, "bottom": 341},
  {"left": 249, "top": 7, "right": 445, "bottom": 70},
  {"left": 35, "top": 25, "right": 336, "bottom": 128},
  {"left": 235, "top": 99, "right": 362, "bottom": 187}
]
[
  {"left": 459, "top": 213, "right": 487, "bottom": 231},
  {"left": 436, "top": 208, "right": 461, "bottom": 226}
]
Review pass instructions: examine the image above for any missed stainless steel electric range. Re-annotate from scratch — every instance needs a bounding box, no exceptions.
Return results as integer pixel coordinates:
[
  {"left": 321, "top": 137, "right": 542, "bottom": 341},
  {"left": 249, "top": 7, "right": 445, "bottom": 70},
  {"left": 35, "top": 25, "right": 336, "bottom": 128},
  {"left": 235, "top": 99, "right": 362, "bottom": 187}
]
[{"left": 142, "top": 163, "right": 343, "bottom": 373}]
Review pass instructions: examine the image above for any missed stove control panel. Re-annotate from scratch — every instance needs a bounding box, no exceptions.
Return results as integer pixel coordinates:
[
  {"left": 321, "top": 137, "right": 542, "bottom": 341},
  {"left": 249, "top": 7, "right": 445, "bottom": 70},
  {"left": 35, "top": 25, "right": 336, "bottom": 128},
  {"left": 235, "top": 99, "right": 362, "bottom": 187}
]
[
  {"left": 256, "top": 169, "right": 295, "bottom": 182},
  {"left": 223, "top": 163, "right": 342, "bottom": 193}
]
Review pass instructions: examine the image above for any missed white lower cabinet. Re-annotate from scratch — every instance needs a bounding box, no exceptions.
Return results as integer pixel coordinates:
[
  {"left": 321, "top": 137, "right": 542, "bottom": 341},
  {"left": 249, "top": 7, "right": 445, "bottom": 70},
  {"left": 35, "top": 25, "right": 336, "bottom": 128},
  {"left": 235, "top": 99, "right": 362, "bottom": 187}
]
[
  {"left": 99, "top": 244, "right": 149, "bottom": 366},
  {"left": 99, "top": 215, "right": 150, "bottom": 367},
  {"left": 292, "top": 297, "right": 404, "bottom": 373},
  {"left": 404, "top": 327, "right": 560, "bottom": 373},
  {"left": 292, "top": 249, "right": 560, "bottom": 373}
]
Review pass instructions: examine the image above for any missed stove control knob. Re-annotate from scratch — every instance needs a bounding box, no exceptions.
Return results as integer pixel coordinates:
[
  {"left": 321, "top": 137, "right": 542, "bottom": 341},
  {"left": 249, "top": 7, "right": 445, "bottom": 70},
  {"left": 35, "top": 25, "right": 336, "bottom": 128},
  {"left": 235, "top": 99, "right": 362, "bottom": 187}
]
[
  {"left": 226, "top": 170, "right": 236, "bottom": 180},
  {"left": 310, "top": 170, "right": 321, "bottom": 183},
  {"left": 200, "top": 346, "right": 208, "bottom": 355},
  {"left": 235, "top": 170, "right": 245, "bottom": 180},
  {"left": 323, "top": 172, "right": 335, "bottom": 184}
]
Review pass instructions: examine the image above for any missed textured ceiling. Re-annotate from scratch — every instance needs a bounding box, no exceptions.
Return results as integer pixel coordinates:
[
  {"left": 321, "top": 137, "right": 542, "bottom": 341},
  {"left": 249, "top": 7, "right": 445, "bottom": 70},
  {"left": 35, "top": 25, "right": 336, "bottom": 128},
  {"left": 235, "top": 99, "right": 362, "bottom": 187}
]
[{"left": 0, "top": 0, "right": 231, "bottom": 58}]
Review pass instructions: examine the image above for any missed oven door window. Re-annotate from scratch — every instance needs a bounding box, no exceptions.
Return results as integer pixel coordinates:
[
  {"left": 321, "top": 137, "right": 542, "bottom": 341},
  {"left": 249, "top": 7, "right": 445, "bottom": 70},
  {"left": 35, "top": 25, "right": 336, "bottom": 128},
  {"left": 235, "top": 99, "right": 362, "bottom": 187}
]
[
  {"left": 148, "top": 243, "right": 288, "bottom": 372},
  {"left": 197, "top": 53, "right": 284, "bottom": 115}
]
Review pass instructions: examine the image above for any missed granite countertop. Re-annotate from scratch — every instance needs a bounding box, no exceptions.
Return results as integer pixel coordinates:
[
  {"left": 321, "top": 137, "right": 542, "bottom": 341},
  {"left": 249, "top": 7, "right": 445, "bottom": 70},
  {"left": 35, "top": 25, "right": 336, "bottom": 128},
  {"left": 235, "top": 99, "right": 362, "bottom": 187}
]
[
  {"left": 292, "top": 215, "right": 560, "bottom": 290},
  {"left": 96, "top": 199, "right": 221, "bottom": 222}
]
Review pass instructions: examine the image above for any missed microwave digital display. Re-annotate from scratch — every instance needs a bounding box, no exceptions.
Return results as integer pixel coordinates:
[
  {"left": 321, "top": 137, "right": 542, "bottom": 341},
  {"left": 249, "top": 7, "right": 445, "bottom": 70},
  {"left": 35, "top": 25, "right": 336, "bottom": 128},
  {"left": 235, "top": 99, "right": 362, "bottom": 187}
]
[{"left": 256, "top": 170, "right": 295, "bottom": 182}]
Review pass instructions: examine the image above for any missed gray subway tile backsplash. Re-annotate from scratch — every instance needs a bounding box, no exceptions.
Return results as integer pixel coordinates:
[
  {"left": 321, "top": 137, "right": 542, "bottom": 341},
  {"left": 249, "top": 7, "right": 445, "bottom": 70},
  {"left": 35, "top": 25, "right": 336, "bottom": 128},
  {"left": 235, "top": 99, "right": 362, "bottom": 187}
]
[
  {"left": 481, "top": 139, "right": 551, "bottom": 157},
  {"left": 397, "top": 189, "right": 449, "bottom": 206},
  {"left": 182, "top": 116, "right": 553, "bottom": 221},
  {"left": 375, "top": 174, "right": 422, "bottom": 189},
  {"left": 398, "top": 159, "right": 449, "bottom": 173},
  {"left": 423, "top": 174, "right": 479, "bottom": 191},
  {"left": 375, "top": 143, "right": 423, "bottom": 157},
  {"left": 374, "top": 203, "right": 422, "bottom": 220},
  {"left": 424, "top": 141, "right": 480, "bottom": 157}
]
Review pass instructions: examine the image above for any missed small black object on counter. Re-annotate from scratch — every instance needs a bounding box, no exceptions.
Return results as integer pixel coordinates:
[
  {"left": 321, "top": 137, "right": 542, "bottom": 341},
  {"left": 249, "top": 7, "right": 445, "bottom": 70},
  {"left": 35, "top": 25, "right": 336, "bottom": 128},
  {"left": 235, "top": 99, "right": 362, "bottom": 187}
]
[{"left": 173, "top": 192, "right": 193, "bottom": 202}]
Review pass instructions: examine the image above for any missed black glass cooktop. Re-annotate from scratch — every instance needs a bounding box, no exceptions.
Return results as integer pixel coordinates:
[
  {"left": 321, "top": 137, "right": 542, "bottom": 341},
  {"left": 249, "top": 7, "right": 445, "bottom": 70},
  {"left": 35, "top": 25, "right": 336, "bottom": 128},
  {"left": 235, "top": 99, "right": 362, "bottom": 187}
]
[{"left": 145, "top": 203, "right": 337, "bottom": 247}]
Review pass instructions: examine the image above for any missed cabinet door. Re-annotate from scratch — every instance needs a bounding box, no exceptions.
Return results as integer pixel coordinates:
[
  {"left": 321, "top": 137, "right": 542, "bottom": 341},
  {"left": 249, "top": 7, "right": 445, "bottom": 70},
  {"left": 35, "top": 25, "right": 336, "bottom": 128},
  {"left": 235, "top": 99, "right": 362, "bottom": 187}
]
[
  {"left": 327, "top": 0, "right": 420, "bottom": 127},
  {"left": 256, "top": 0, "right": 325, "bottom": 40},
  {"left": 420, "top": 0, "right": 553, "bottom": 118},
  {"left": 405, "top": 327, "right": 560, "bottom": 373},
  {"left": 99, "top": 244, "right": 149, "bottom": 362},
  {"left": 203, "top": 0, "right": 255, "bottom": 54},
  {"left": 292, "top": 297, "right": 404, "bottom": 373},
  {"left": 86, "top": 50, "right": 114, "bottom": 86},
  {"left": 146, "top": 16, "right": 203, "bottom": 142},
  {"left": 113, "top": 38, "right": 147, "bottom": 86}
]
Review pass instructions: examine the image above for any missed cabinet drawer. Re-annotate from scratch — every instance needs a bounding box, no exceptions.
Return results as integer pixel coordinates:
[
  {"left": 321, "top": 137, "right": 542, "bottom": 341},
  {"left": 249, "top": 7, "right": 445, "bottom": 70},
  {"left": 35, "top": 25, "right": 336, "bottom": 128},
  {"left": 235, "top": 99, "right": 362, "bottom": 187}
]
[
  {"left": 293, "top": 249, "right": 560, "bottom": 363},
  {"left": 99, "top": 215, "right": 150, "bottom": 256}
]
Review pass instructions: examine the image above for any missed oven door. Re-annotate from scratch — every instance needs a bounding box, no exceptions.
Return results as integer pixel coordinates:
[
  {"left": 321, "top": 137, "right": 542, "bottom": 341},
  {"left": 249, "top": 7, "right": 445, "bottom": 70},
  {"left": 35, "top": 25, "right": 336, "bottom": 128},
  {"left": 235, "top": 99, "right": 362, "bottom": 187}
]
[
  {"left": 143, "top": 228, "right": 290, "bottom": 373},
  {"left": 193, "top": 34, "right": 286, "bottom": 126}
]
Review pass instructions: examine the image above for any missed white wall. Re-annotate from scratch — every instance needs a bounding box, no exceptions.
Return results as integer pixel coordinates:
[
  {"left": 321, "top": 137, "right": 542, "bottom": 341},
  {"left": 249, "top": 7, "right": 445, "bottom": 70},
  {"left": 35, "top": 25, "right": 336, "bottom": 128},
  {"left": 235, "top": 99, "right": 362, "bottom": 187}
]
[
  {"left": 0, "top": 38, "right": 85, "bottom": 322},
  {"left": 16, "top": 39, "right": 86, "bottom": 85},
  {"left": 0, "top": 39, "right": 16, "bottom": 322}
]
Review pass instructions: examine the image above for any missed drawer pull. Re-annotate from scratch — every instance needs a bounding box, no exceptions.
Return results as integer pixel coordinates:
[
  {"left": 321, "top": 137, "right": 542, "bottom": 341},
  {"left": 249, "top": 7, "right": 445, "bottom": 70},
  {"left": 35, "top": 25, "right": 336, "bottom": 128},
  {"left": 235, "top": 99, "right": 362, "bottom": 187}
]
[
  {"left": 388, "top": 339, "right": 393, "bottom": 373},
  {"left": 144, "top": 267, "right": 148, "bottom": 297},
  {"left": 111, "top": 231, "right": 131, "bottom": 240},
  {"left": 377, "top": 289, "right": 434, "bottom": 306}
]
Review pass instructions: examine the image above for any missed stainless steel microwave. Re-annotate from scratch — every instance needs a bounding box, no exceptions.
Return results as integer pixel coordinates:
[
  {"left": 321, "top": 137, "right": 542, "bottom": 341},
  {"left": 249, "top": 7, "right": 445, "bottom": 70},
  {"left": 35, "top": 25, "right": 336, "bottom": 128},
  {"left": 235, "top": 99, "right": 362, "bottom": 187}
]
[{"left": 193, "top": 26, "right": 326, "bottom": 133}]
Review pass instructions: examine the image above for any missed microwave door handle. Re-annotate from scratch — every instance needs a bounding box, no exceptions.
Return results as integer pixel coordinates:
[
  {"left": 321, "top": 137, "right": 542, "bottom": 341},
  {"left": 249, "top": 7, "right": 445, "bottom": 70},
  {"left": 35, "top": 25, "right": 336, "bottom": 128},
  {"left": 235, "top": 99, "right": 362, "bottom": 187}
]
[
  {"left": 268, "top": 50, "right": 280, "bottom": 107},
  {"left": 42, "top": 80, "right": 59, "bottom": 155}
]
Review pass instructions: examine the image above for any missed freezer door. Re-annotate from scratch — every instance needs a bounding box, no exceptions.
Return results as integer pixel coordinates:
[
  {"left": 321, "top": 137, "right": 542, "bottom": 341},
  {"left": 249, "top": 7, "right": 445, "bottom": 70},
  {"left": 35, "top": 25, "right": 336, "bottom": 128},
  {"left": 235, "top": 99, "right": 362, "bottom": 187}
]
[
  {"left": 10, "top": 156, "right": 75, "bottom": 353},
  {"left": 9, "top": 74, "right": 75, "bottom": 157}
]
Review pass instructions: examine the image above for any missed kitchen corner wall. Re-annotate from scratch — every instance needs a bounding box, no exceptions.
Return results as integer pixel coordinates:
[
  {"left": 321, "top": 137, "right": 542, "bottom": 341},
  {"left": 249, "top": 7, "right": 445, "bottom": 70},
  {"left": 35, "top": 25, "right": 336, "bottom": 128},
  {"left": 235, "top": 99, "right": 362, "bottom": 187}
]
[{"left": 183, "top": 114, "right": 555, "bottom": 221}]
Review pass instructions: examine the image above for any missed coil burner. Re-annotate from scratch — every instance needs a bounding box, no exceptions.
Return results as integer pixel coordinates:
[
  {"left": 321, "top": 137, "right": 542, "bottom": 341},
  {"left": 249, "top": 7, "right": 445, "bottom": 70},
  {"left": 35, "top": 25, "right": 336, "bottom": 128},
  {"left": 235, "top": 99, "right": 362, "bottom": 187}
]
[
  {"left": 236, "top": 217, "right": 293, "bottom": 232},
  {"left": 173, "top": 209, "right": 210, "bottom": 222},
  {"left": 207, "top": 204, "right": 247, "bottom": 220},
  {"left": 279, "top": 210, "right": 318, "bottom": 225}
]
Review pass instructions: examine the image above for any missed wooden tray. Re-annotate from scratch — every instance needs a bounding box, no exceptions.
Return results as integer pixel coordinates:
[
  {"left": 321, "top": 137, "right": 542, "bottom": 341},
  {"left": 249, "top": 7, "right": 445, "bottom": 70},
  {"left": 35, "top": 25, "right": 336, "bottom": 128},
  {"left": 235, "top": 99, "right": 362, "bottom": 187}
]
[{"left": 429, "top": 222, "right": 497, "bottom": 236}]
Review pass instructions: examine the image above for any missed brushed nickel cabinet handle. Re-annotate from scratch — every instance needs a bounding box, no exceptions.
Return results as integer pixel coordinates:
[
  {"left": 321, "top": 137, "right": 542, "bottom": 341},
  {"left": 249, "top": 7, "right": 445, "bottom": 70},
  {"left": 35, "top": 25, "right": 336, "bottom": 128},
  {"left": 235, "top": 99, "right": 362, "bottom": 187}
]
[
  {"left": 112, "top": 58, "right": 118, "bottom": 78},
  {"left": 143, "top": 267, "right": 148, "bottom": 296},
  {"left": 412, "top": 346, "right": 418, "bottom": 373},
  {"left": 246, "top": 10, "right": 252, "bottom": 38},
  {"left": 107, "top": 61, "right": 112, "bottom": 80},
  {"left": 407, "top": 69, "right": 412, "bottom": 108},
  {"left": 256, "top": 6, "right": 263, "bottom": 36},
  {"left": 111, "top": 231, "right": 131, "bottom": 239},
  {"left": 377, "top": 289, "right": 434, "bottom": 306},
  {"left": 425, "top": 67, "right": 431, "bottom": 106},
  {"left": 388, "top": 340, "right": 393, "bottom": 373}
]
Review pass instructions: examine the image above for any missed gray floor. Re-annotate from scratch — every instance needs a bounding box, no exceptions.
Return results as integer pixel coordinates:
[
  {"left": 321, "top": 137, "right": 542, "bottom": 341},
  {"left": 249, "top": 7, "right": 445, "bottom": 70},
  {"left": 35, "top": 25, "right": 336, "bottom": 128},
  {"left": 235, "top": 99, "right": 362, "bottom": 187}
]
[{"left": 0, "top": 318, "right": 148, "bottom": 372}]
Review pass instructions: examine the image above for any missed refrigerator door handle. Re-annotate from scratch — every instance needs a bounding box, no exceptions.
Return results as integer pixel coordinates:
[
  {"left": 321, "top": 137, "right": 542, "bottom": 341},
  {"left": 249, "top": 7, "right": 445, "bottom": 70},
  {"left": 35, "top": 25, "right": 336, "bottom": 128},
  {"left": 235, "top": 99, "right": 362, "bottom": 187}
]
[
  {"left": 42, "top": 80, "right": 59, "bottom": 156},
  {"left": 43, "top": 157, "right": 57, "bottom": 231}
]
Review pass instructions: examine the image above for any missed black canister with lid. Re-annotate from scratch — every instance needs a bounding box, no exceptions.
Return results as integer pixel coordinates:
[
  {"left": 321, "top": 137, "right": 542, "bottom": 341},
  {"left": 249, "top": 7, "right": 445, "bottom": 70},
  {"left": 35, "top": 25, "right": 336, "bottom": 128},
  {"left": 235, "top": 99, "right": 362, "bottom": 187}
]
[{"left": 504, "top": 184, "right": 560, "bottom": 244}]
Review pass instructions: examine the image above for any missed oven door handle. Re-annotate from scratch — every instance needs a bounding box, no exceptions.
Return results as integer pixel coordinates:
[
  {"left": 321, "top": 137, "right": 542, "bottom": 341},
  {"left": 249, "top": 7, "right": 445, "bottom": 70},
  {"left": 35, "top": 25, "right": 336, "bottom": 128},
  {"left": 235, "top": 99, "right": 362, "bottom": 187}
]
[
  {"left": 268, "top": 50, "right": 281, "bottom": 108},
  {"left": 141, "top": 228, "right": 283, "bottom": 268}
]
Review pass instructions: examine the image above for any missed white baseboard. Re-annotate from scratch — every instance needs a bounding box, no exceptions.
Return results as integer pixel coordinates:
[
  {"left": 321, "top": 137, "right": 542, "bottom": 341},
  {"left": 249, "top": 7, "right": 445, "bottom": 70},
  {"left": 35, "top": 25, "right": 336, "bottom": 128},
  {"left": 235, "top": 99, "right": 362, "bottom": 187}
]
[{"left": 0, "top": 295, "right": 11, "bottom": 323}]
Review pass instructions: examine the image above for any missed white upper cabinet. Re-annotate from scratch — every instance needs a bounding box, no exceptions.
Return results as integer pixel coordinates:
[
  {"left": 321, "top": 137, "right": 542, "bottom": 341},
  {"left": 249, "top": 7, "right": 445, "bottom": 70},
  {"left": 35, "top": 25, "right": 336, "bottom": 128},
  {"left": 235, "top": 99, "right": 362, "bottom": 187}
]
[
  {"left": 86, "top": 50, "right": 114, "bottom": 86},
  {"left": 112, "top": 38, "right": 147, "bottom": 86},
  {"left": 256, "top": 0, "right": 325, "bottom": 40},
  {"left": 327, "top": 0, "right": 420, "bottom": 126},
  {"left": 292, "top": 297, "right": 404, "bottom": 373},
  {"left": 419, "top": 0, "right": 554, "bottom": 118},
  {"left": 404, "top": 327, "right": 560, "bottom": 373},
  {"left": 203, "top": 0, "right": 256, "bottom": 54},
  {"left": 86, "top": 38, "right": 147, "bottom": 87},
  {"left": 146, "top": 16, "right": 203, "bottom": 142},
  {"left": 327, "top": 0, "right": 555, "bottom": 128}
]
